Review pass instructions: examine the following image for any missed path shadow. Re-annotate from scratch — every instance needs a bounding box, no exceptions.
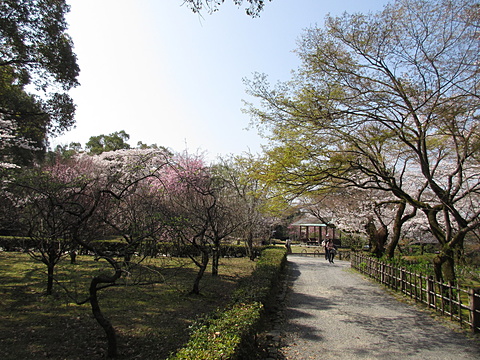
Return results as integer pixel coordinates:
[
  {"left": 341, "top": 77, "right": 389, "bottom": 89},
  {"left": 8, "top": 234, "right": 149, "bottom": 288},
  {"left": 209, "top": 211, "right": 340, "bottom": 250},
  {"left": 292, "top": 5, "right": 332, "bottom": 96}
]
[
  {"left": 279, "top": 261, "right": 336, "bottom": 344},
  {"left": 281, "top": 257, "right": 480, "bottom": 359},
  {"left": 341, "top": 304, "right": 480, "bottom": 358}
]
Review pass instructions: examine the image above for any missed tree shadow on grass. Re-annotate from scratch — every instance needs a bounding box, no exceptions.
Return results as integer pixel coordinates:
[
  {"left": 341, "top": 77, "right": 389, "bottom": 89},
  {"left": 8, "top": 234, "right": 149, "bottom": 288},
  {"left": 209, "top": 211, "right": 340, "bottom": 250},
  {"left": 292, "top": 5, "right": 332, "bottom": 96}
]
[{"left": 0, "top": 255, "right": 252, "bottom": 360}]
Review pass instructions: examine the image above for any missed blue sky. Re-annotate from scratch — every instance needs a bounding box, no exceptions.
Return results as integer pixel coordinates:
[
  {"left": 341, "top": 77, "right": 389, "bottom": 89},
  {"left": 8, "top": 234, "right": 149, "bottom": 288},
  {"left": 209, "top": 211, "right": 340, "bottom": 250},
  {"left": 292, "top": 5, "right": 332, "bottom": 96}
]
[{"left": 53, "top": 0, "right": 389, "bottom": 160}]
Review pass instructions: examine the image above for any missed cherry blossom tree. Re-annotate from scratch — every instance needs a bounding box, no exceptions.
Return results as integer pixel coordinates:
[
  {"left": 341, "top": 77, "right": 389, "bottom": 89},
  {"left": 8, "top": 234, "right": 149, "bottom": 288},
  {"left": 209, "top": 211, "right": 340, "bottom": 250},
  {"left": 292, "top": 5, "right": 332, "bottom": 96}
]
[
  {"left": 245, "top": 0, "right": 480, "bottom": 282},
  {"left": 8, "top": 148, "right": 173, "bottom": 357},
  {"left": 0, "top": 112, "right": 37, "bottom": 170},
  {"left": 89, "top": 149, "right": 172, "bottom": 264},
  {"left": 300, "top": 187, "right": 419, "bottom": 258},
  {"left": 6, "top": 155, "right": 102, "bottom": 294}
]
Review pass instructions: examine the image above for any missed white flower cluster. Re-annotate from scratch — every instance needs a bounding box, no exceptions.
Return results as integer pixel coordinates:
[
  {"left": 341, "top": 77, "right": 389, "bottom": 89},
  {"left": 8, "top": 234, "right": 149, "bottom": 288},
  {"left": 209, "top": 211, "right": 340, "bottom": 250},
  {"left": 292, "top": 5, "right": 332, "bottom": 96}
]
[{"left": 0, "top": 112, "right": 39, "bottom": 169}]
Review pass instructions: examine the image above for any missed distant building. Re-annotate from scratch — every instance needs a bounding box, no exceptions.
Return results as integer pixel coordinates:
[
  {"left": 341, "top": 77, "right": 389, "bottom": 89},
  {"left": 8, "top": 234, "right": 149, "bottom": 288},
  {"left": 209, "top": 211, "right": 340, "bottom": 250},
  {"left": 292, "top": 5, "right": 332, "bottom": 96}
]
[{"left": 290, "top": 216, "right": 341, "bottom": 246}]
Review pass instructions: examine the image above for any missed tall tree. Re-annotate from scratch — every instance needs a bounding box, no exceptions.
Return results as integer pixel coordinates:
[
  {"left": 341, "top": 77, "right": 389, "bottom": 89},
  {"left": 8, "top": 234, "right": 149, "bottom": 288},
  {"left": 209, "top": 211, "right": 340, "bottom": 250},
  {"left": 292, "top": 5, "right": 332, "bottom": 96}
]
[
  {"left": 0, "top": 112, "right": 35, "bottom": 169},
  {"left": 0, "top": 0, "right": 79, "bottom": 164},
  {"left": 245, "top": 0, "right": 480, "bottom": 282}
]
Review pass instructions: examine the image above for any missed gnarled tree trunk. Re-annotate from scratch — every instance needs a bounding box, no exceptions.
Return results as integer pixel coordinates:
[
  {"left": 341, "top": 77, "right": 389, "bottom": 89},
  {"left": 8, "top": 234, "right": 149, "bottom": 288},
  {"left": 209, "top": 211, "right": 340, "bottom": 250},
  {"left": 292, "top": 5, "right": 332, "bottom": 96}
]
[
  {"left": 385, "top": 202, "right": 417, "bottom": 259},
  {"left": 211, "top": 247, "right": 219, "bottom": 276},
  {"left": 365, "top": 217, "right": 388, "bottom": 258},
  {"left": 191, "top": 249, "right": 209, "bottom": 295},
  {"left": 90, "top": 277, "right": 118, "bottom": 358},
  {"left": 87, "top": 257, "right": 122, "bottom": 358}
]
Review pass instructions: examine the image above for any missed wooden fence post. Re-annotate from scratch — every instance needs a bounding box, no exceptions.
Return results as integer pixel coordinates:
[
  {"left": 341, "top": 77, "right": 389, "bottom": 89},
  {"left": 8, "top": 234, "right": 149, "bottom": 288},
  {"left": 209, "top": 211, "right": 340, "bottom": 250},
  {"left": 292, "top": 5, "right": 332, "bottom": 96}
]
[
  {"left": 457, "top": 282, "right": 463, "bottom": 324},
  {"left": 381, "top": 263, "right": 385, "bottom": 285},
  {"left": 470, "top": 288, "right": 480, "bottom": 333},
  {"left": 427, "top": 276, "right": 435, "bottom": 308}
]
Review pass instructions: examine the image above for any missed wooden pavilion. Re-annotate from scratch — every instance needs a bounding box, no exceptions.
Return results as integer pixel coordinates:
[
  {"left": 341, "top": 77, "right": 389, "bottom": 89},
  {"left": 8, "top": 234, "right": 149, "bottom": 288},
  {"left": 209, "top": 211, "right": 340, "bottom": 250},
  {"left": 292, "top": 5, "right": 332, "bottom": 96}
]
[{"left": 290, "top": 216, "right": 338, "bottom": 246}]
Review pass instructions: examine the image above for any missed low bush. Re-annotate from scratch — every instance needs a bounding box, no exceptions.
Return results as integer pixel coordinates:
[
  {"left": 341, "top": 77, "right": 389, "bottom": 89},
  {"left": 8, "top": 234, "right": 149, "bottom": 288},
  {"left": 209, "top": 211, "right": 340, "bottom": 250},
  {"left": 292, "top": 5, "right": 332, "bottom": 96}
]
[
  {"left": 155, "top": 242, "right": 257, "bottom": 259},
  {"left": 169, "top": 246, "right": 287, "bottom": 360},
  {"left": 0, "top": 236, "right": 37, "bottom": 251},
  {"left": 0, "top": 236, "right": 258, "bottom": 259}
]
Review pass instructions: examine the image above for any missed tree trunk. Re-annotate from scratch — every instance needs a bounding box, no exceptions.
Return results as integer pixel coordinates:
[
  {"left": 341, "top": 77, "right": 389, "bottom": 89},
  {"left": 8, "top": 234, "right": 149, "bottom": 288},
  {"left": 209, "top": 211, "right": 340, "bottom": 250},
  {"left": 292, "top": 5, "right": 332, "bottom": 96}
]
[
  {"left": 385, "top": 201, "right": 416, "bottom": 259},
  {"left": 69, "top": 251, "right": 77, "bottom": 264},
  {"left": 424, "top": 209, "right": 464, "bottom": 284},
  {"left": 433, "top": 247, "right": 456, "bottom": 284},
  {"left": 246, "top": 231, "right": 255, "bottom": 261},
  {"left": 372, "top": 225, "right": 387, "bottom": 258},
  {"left": 211, "top": 247, "right": 219, "bottom": 276},
  {"left": 385, "top": 204, "right": 404, "bottom": 259},
  {"left": 365, "top": 217, "right": 387, "bottom": 258},
  {"left": 191, "top": 250, "right": 209, "bottom": 295},
  {"left": 90, "top": 278, "right": 118, "bottom": 358},
  {"left": 46, "top": 262, "right": 54, "bottom": 295}
]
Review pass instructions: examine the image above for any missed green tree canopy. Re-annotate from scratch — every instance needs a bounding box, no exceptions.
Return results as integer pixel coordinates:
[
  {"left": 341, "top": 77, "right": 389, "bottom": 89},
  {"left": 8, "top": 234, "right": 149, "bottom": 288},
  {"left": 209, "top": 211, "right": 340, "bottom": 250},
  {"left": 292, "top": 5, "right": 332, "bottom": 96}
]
[
  {"left": 85, "top": 130, "right": 131, "bottom": 155},
  {"left": 0, "top": 0, "right": 79, "bottom": 165}
]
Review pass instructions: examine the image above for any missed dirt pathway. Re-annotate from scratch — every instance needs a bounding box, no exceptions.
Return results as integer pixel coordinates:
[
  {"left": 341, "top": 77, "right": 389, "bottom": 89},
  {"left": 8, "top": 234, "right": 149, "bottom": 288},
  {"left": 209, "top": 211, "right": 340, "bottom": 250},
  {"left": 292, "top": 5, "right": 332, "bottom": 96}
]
[{"left": 277, "top": 254, "right": 480, "bottom": 360}]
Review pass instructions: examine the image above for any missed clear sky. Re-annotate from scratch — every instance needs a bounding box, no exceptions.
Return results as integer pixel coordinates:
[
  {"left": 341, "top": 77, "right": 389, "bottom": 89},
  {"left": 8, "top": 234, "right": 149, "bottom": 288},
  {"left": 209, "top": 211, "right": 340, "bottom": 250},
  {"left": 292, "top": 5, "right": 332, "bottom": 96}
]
[{"left": 53, "top": 0, "right": 390, "bottom": 160}]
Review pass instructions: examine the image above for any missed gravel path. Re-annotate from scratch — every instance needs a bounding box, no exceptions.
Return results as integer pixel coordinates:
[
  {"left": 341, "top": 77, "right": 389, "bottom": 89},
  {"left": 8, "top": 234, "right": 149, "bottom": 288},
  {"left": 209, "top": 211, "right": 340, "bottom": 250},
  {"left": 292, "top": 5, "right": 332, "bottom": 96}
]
[{"left": 277, "top": 254, "right": 480, "bottom": 360}]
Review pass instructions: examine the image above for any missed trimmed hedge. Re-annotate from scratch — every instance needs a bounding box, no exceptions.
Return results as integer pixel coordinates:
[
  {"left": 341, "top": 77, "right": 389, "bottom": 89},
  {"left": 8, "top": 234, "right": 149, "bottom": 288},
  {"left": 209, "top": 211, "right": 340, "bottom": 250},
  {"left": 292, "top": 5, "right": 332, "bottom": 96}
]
[
  {"left": 153, "top": 242, "right": 258, "bottom": 259},
  {"left": 169, "top": 246, "right": 287, "bottom": 360},
  {"left": 0, "top": 236, "right": 37, "bottom": 251},
  {"left": 0, "top": 236, "right": 257, "bottom": 259}
]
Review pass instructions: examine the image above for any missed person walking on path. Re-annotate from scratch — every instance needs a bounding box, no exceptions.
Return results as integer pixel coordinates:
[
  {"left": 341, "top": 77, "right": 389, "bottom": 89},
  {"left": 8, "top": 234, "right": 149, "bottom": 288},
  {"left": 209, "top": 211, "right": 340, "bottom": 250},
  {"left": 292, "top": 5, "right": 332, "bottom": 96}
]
[
  {"left": 326, "top": 239, "right": 336, "bottom": 263},
  {"left": 278, "top": 255, "right": 480, "bottom": 359},
  {"left": 285, "top": 238, "right": 292, "bottom": 254}
]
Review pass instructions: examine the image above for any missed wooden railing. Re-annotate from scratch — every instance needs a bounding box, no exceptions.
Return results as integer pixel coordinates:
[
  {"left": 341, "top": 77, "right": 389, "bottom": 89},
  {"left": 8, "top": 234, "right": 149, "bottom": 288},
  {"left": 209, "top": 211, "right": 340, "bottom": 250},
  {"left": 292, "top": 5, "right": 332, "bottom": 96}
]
[
  {"left": 351, "top": 253, "right": 480, "bottom": 333},
  {"left": 295, "top": 248, "right": 351, "bottom": 261}
]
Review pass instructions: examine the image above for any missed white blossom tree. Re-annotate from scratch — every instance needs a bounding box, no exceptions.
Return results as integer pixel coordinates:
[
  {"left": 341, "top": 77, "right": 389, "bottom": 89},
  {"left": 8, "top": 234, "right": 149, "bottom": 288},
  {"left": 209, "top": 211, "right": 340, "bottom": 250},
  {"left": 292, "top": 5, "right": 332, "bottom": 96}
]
[{"left": 0, "top": 112, "right": 36, "bottom": 169}]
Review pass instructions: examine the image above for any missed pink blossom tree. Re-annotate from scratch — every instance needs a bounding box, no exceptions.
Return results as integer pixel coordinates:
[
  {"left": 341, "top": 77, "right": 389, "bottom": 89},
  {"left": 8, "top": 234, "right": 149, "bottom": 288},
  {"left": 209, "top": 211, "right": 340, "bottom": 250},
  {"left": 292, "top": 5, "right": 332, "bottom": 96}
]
[
  {"left": 7, "top": 155, "right": 102, "bottom": 295},
  {"left": 9, "top": 148, "right": 172, "bottom": 358},
  {"left": 150, "top": 151, "right": 242, "bottom": 293}
]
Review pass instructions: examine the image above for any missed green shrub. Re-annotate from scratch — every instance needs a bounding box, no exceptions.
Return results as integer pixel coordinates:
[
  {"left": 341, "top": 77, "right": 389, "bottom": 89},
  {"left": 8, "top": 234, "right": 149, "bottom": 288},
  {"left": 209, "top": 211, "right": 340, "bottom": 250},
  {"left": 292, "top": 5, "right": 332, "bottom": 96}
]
[
  {"left": 0, "top": 236, "right": 70, "bottom": 252},
  {"left": 0, "top": 236, "right": 260, "bottom": 260},
  {"left": 170, "top": 302, "right": 263, "bottom": 360},
  {"left": 384, "top": 255, "right": 435, "bottom": 276},
  {"left": 169, "top": 246, "right": 287, "bottom": 360}
]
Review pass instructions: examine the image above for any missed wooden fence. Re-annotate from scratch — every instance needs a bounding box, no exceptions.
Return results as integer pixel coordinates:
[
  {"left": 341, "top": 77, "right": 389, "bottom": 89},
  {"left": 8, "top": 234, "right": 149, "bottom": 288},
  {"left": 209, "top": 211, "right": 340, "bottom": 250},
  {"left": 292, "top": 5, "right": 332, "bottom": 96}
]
[{"left": 351, "top": 253, "right": 480, "bottom": 333}]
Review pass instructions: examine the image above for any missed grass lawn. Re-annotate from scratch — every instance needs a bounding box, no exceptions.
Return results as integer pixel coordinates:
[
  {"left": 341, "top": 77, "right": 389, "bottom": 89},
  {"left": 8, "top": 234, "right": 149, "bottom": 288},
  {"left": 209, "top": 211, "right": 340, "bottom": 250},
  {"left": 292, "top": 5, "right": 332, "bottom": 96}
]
[{"left": 0, "top": 252, "right": 256, "bottom": 359}]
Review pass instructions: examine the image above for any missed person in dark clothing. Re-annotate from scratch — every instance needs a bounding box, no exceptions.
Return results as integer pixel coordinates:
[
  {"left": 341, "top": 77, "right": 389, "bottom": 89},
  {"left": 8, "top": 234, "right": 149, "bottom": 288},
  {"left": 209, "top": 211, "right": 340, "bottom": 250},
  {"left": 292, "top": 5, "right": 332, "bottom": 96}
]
[{"left": 326, "top": 239, "right": 336, "bottom": 263}]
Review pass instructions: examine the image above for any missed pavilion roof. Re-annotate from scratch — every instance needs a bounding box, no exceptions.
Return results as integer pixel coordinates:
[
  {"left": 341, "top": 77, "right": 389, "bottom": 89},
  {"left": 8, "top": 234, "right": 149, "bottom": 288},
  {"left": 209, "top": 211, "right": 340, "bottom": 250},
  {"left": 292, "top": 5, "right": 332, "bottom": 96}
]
[{"left": 290, "top": 216, "right": 332, "bottom": 227}]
